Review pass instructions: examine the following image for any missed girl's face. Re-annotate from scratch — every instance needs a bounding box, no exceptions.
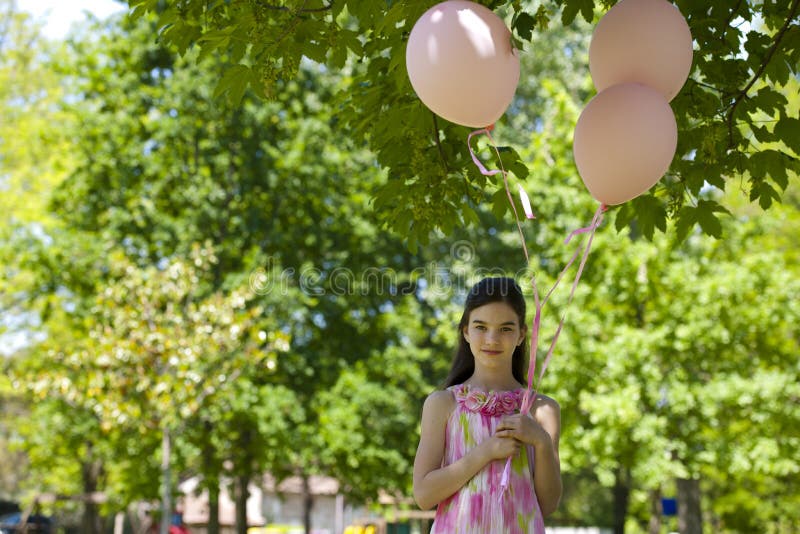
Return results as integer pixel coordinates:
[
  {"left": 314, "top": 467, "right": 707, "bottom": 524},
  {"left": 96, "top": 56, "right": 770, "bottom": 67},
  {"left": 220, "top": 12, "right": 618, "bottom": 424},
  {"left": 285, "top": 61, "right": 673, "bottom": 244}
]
[{"left": 462, "top": 301, "right": 525, "bottom": 371}]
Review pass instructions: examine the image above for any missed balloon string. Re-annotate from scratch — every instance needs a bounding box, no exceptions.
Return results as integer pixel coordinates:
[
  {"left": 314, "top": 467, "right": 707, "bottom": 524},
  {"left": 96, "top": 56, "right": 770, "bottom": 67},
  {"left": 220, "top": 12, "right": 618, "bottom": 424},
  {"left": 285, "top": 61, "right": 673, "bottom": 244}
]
[
  {"left": 500, "top": 203, "right": 604, "bottom": 494},
  {"left": 521, "top": 203, "right": 605, "bottom": 411},
  {"left": 467, "top": 127, "right": 605, "bottom": 495}
]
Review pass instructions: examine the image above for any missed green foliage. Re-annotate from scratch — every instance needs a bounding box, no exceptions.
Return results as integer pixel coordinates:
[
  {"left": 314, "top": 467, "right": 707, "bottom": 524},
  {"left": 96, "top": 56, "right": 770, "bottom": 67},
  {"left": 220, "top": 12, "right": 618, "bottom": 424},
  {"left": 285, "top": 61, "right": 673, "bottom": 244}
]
[
  {"left": 547, "top": 210, "right": 800, "bottom": 531},
  {"left": 5, "top": 6, "right": 449, "bottom": 518},
  {"left": 316, "top": 344, "right": 433, "bottom": 501},
  {"left": 126, "top": 0, "right": 800, "bottom": 247},
  {"left": 9, "top": 243, "right": 289, "bottom": 505}
]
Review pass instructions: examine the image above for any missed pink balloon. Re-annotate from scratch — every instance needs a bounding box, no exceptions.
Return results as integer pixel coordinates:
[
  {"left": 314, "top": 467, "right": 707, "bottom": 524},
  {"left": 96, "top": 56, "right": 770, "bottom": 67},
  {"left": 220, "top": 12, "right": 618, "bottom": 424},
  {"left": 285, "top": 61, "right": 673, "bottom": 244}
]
[
  {"left": 573, "top": 83, "right": 677, "bottom": 205},
  {"left": 589, "top": 0, "right": 693, "bottom": 102},
  {"left": 406, "top": 0, "right": 520, "bottom": 128}
]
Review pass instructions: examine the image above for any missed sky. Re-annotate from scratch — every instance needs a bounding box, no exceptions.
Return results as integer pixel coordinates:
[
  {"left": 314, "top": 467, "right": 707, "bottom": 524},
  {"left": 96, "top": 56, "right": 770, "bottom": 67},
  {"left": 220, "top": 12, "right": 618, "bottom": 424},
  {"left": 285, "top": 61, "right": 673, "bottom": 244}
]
[{"left": 20, "top": 0, "right": 126, "bottom": 39}]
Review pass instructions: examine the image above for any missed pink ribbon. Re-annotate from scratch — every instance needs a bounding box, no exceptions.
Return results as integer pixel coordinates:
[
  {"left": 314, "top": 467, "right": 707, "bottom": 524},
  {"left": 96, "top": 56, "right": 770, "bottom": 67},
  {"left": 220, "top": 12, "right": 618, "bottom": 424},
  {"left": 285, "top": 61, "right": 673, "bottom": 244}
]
[
  {"left": 468, "top": 127, "right": 605, "bottom": 494},
  {"left": 468, "top": 126, "right": 534, "bottom": 262},
  {"left": 518, "top": 185, "right": 535, "bottom": 220}
]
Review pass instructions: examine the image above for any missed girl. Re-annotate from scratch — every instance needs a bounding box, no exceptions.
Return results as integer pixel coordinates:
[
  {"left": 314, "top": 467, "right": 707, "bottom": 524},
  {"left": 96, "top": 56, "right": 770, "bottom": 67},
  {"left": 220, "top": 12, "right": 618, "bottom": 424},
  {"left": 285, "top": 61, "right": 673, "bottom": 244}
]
[{"left": 413, "top": 277, "right": 562, "bottom": 533}]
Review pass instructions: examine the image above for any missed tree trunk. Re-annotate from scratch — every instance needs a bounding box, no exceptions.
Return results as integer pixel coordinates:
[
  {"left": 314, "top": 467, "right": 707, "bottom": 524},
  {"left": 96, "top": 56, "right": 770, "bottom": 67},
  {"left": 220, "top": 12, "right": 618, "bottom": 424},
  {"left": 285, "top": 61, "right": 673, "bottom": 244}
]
[
  {"left": 612, "top": 467, "right": 631, "bottom": 534},
  {"left": 648, "top": 487, "right": 662, "bottom": 534},
  {"left": 235, "top": 473, "right": 249, "bottom": 534},
  {"left": 81, "top": 442, "right": 103, "bottom": 534},
  {"left": 207, "top": 482, "right": 220, "bottom": 534},
  {"left": 677, "top": 477, "right": 703, "bottom": 534},
  {"left": 302, "top": 474, "right": 313, "bottom": 534},
  {"left": 202, "top": 419, "right": 221, "bottom": 534},
  {"left": 160, "top": 427, "right": 172, "bottom": 534}
]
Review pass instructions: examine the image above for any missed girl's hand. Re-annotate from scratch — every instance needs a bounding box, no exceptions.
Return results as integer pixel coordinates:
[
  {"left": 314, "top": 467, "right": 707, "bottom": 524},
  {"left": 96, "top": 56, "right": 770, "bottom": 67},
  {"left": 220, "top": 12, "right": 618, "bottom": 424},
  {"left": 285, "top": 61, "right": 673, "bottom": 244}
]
[
  {"left": 496, "top": 414, "right": 551, "bottom": 448},
  {"left": 480, "top": 434, "right": 521, "bottom": 461}
]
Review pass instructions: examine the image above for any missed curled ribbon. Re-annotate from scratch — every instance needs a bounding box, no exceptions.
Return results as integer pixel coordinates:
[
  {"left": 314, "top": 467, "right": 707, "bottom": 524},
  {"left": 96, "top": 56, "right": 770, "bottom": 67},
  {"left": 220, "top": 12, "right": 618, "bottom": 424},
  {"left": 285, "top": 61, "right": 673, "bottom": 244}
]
[
  {"left": 468, "top": 126, "right": 533, "bottom": 263},
  {"left": 518, "top": 185, "right": 535, "bottom": 220},
  {"left": 467, "top": 127, "right": 605, "bottom": 495}
]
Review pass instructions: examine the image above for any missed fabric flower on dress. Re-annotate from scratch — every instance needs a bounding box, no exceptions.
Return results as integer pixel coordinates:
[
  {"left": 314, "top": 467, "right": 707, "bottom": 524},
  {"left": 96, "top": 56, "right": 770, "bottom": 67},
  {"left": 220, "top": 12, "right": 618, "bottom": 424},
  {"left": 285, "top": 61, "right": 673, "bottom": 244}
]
[
  {"left": 463, "top": 388, "right": 487, "bottom": 412},
  {"left": 455, "top": 384, "right": 523, "bottom": 416}
]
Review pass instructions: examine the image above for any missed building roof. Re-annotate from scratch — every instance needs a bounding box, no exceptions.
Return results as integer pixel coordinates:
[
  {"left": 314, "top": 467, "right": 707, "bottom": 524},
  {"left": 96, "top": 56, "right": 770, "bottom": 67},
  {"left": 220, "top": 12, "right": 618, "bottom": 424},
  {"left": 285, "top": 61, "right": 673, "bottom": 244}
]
[{"left": 262, "top": 474, "right": 340, "bottom": 496}]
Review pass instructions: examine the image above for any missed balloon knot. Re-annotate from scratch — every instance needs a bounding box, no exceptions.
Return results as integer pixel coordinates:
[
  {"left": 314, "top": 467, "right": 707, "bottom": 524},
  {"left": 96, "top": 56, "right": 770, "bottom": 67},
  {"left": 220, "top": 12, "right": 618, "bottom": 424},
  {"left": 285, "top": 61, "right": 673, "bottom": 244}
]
[
  {"left": 485, "top": 123, "right": 495, "bottom": 132},
  {"left": 600, "top": 203, "right": 608, "bottom": 212}
]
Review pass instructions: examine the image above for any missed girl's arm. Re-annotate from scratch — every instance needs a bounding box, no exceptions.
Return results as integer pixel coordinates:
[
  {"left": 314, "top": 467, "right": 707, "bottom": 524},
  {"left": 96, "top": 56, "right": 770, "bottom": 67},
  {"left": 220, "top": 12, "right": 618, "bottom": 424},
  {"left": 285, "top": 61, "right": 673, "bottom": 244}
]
[
  {"left": 496, "top": 395, "right": 563, "bottom": 516},
  {"left": 412, "top": 390, "right": 520, "bottom": 510}
]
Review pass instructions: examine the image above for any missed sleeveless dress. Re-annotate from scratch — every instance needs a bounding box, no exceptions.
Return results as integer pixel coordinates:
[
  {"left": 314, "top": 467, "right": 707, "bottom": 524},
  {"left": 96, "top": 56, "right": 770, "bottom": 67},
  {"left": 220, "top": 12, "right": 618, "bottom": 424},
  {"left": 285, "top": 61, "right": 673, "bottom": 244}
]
[{"left": 430, "top": 384, "right": 545, "bottom": 534}]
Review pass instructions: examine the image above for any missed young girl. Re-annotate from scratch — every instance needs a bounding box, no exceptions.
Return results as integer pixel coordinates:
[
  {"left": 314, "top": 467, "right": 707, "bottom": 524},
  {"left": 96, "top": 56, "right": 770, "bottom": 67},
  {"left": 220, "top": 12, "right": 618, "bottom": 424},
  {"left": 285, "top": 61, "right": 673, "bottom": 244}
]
[{"left": 413, "top": 277, "right": 562, "bottom": 533}]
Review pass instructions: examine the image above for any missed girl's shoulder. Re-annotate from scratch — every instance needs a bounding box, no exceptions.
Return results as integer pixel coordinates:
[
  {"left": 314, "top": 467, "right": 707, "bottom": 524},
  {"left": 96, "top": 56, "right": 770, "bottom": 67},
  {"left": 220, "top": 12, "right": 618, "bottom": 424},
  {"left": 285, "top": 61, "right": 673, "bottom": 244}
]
[
  {"left": 531, "top": 392, "right": 560, "bottom": 408},
  {"left": 424, "top": 388, "right": 457, "bottom": 407},
  {"left": 528, "top": 393, "right": 561, "bottom": 421},
  {"left": 422, "top": 389, "right": 457, "bottom": 420}
]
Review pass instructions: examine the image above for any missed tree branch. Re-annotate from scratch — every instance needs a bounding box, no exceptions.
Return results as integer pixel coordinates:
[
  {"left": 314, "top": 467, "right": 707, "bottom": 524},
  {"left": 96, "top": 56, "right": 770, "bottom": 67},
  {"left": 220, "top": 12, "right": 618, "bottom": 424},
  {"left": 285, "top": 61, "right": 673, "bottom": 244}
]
[
  {"left": 261, "top": 2, "right": 333, "bottom": 14},
  {"left": 726, "top": 0, "right": 800, "bottom": 149},
  {"left": 720, "top": 0, "right": 745, "bottom": 43},
  {"left": 431, "top": 113, "right": 450, "bottom": 174},
  {"left": 270, "top": 0, "right": 312, "bottom": 49}
]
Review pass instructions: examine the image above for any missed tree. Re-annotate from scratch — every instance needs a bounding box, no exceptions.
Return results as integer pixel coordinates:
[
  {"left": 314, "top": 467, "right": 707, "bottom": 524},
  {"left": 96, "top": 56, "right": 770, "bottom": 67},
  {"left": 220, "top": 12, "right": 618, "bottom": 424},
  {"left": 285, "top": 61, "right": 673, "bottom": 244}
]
[
  {"left": 0, "top": 375, "right": 27, "bottom": 505},
  {"left": 8, "top": 9, "right": 455, "bottom": 533},
  {"left": 126, "top": 0, "right": 800, "bottom": 248},
  {"left": 547, "top": 194, "right": 800, "bottom": 534},
  {"left": 11, "top": 244, "right": 293, "bottom": 533},
  {"left": 0, "top": 0, "right": 78, "bottom": 353},
  {"left": 0, "top": 0, "right": 81, "bottom": 515}
]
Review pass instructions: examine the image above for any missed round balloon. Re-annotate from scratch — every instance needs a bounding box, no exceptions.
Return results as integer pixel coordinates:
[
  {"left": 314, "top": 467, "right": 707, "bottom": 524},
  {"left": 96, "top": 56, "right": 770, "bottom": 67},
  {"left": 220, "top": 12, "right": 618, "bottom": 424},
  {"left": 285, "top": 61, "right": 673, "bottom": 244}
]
[
  {"left": 406, "top": 0, "right": 520, "bottom": 128},
  {"left": 573, "top": 83, "right": 677, "bottom": 205},
  {"left": 589, "top": 0, "right": 693, "bottom": 101}
]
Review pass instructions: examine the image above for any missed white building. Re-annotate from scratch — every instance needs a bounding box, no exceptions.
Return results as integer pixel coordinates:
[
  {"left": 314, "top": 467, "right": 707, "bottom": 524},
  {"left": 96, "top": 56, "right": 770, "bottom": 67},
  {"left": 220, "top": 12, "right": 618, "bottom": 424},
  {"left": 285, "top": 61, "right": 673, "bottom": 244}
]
[{"left": 179, "top": 474, "right": 375, "bottom": 534}]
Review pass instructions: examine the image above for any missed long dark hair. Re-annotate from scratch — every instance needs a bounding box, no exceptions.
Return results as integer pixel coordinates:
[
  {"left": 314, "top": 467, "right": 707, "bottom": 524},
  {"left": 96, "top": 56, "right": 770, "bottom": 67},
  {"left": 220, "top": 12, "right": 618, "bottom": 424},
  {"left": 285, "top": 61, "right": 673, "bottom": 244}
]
[{"left": 443, "top": 277, "right": 528, "bottom": 388}]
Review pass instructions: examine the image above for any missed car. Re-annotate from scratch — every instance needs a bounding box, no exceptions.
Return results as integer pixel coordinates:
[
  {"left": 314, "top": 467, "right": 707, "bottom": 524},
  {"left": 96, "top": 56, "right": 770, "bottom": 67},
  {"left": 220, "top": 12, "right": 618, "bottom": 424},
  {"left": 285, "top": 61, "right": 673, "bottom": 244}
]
[{"left": 0, "top": 512, "right": 53, "bottom": 534}]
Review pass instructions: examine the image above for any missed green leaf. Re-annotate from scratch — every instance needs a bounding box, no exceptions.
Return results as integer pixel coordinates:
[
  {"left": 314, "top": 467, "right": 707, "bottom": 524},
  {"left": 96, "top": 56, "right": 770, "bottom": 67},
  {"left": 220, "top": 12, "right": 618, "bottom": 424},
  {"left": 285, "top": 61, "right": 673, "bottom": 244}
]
[
  {"left": 774, "top": 116, "right": 800, "bottom": 155},
  {"left": 340, "top": 29, "right": 364, "bottom": 56},
  {"left": 631, "top": 194, "right": 667, "bottom": 240},
  {"left": 329, "top": 45, "right": 347, "bottom": 69},
  {"left": 303, "top": 42, "right": 328, "bottom": 64},
  {"left": 492, "top": 188, "right": 509, "bottom": 220},
  {"left": 698, "top": 199, "right": 732, "bottom": 217},
  {"left": 213, "top": 64, "right": 251, "bottom": 104},
  {"left": 750, "top": 181, "right": 781, "bottom": 210},
  {"left": 559, "top": 0, "right": 595, "bottom": 25},
  {"left": 462, "top": 204, "right": 481, "bottom": 227},
  {"left": 496, "top": 145, "right": 529, "bottom": 180},
  {"left": 579, "top": 0, "right": 595, "bottom": 22},
  {"left": 675, "top": 205, "right": 698, "bottom": 243},
  {"left": 695, "top": 202, "right": 724, "bottom": 238},
  {"left": 561, "top": 1, "right": 581, "bottom": 26},
  {"left": 704, "top": 167, "right": 726, "bottom": 190},
  {"left": 749, "top": 85, "right": 788, "bottom": 118},
  {"left": 764, "top": 57, "right": 791, "bottom": 86},
  {"left": 533, "top": 5, "right": 552, "bottom": 29},
  {"left": 156, "top": 8, "right": 179, "bottom": 28},
  {"left": 749, "top": 124, "right": 774, "bottom": 144},
  {"left": 749, "top": 150, "right": 790, "bottom": 191},
  {"left": 513, "top": 12, "right": 536, "bottom": 41},
  {"left": 614, "top": 202, "right": 635, "bottom": 233}
]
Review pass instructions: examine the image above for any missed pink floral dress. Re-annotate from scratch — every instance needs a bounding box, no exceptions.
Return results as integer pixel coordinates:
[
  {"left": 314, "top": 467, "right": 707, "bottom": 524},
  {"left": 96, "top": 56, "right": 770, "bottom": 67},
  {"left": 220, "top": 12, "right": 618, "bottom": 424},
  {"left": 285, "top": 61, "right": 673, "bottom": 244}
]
[{"left": 430, "top": 384, "right": 545, "bottom": 534}]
